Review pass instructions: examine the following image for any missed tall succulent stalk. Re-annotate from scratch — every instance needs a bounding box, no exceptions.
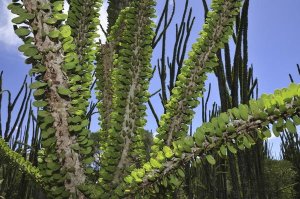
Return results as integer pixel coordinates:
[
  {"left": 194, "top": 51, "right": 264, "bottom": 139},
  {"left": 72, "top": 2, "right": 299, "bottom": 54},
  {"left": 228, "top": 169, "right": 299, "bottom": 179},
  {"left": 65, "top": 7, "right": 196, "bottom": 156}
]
[{"left": 96, "top": 1, "right": 155, "bottom": 197}]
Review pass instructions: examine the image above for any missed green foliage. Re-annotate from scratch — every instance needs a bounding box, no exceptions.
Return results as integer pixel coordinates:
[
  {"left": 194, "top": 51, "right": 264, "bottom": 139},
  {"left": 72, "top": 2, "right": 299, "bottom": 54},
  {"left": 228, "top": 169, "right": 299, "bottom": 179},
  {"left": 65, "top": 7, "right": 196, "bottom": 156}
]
[
  {"left": 120, "top": 83, "right": 300, "bottom": 197},
  {"left": 15, "top": 27, "right": 31, "bottom": 37},
  {"left": 206, "top": 155, "right": 216, "bottom": 165},
  {"left": 154, "top": 0, "right": 241, "bottom": 148},
  {"left": 64, "top": 1, "right": 103, "bottom": 179},
  {"left": 264, "top": 159, "right": 297, "bottom": 199},
  {"left": 2, "top": 0, "right": 300, "bottom": 198},
  {"left": 93, "top": 1, "right": 156, "bottom": 197},
  {"left": 0, "top": 138, "right": 42, "bottom": 185}
]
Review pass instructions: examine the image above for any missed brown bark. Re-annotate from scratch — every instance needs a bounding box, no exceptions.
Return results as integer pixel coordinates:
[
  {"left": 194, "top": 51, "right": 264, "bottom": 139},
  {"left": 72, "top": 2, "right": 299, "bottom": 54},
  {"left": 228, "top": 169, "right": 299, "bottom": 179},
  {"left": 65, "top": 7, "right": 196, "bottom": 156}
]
[
  {"left": 23, "top": 0, "right": 86, "bottom": 198},
  {"left": 97, "top": 44, "right": 114, "bottom": 137}
]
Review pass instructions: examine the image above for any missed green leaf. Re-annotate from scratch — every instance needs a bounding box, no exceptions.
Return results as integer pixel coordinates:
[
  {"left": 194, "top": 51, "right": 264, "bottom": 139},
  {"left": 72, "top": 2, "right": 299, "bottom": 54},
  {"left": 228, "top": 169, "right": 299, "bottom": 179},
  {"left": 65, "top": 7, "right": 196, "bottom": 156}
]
[
  {"left": 124, "top": 176, "right": 134, "bottom": 184},
  {"left": 47, "top": 162, "right": 60, "bottom": 171},
  {"left": 150, "top": 158, "right": 162, "bottom": 169},
  {"left": 194, "top": 130, "right": 205, "bottom": 146},
  {"left": 57, "top": 86, "right": 71, "bottom": 96},
  {"left": 263, "top": 129, "right": 272, "bottom": 138},
  {"left": 231, "top": 108, "right": 240, "bottom": 119},
  {"left": 53, "top": 13, "right": 68, "bottom": 21},
  {"left": 85, "top": 168, "right": 94, "bottom": 175},
  {"left": 206, "top": 155, "right": 216, "bottom": 165},
  {"left": 29, "top": 65, "right": 46, "bottom": 76},
  {"left": 63, "top": 42, "right": 76, "bottom": 52},
  {"left": 220, "top": 145, "right": 227, "bottom": 156},
  {"left": 239, "top": 104, "right": 249, "bottom": 120},
  {"left": 18, "top": 43, "right": 34, "bottom": 52},
  {"left": 45, "top": 18, "right": 57, "bottom": 24},
  {"left": 38, "top": 110, "right": 50, "bottom": 118},
  {"left": 71, "top": 143, "right": 80, "bottom": 151},
  {"left": 227, "top": 143, "right": 237, "bottom": 154},
  {"left": 37, "top": 157, "right": 43, "bottom": 163},
  {"left": 71, "top": 125, "right": 83, "bottom": 132},
  {"left": 80, "top": 147, "right": 92, "bottom": 155},
  {"left": 51, "top": 186, "right": 64, "bottom": 196},
  {"left": 272, "top": 124, "right": 280, "bottom": 137},
  {"left": 33, "top": 54, "right": 42, "bottom": 60},
  {"left": 156, "top": 151, "right": 165, "bottom": 162},
  {"left": 143, "top": 163, "right": 152, "bottom": 172},
  {"left": 68, "top": 116, "right": 81, "bottom": 123},
  {"left": 33, "top": 100, "right": 48, "bottom": 108},
  {"left": 286, "top": 119, "right": 297, "bottom": 133},
  {"left": 48, "top": 30, "right": 60, "bottom": 38},
  {"left": 163, "top": 146, "right": 174, "bottom": 159},
  {"left": 242, "top": 136, "right": 251, "bottom": 149},
  {"left": 15, "top": 27, "right": 31, "bottom": 37},
  {"left": 63, "top": 62, "right": 76, "bottom": 70},
  {"left": 52, "top": 173, "right": 63, "bottom": 180},
  {"left": 41, "top": 129, "right": 54, "bottom": 139},
  {"left": 292, "top": 115, "right": 300, "bottom": 125},
  {"left": 177, "top": 169, "right": 185, "bottom": 178},
  {"left": 75, "top": 110, "right": 84, "bottom": 116},
  {"left": 44, "top": 116, "right": 54, "bottom": 124},
  {"left": 10, "top": 5, "right": 26, "bottom": 15},
  {"left": 81, "top": 120, "right": 89, "bottom": 127},
  {"left": 12, "top": 16, "right": 26, "bottom": 24},
  {"left": 47, "top": 128, "right": 55, "bottom": 135},
  {"left": 33, "top": 89, "right": 45, "bottom": 97},
  {"left": 220, "top": 112, "right": 229, "bottom": 123},
  {"left": 22, "top": 13, "right": 35, "bottom": 20},
  {"left": 59, "top": 25, "right": 71, "bottom": 38},
  {"left": 84, "top": 139, "right": 94, "bottom": 146},
  {"left": 7, "top": 3, "right": 21, "bottom": 11},
  {"left": 162, "top": 177, "right": 168, "bottom": 187},
  {"left": 43, "top": 137, "right": 56, "bottom": 147},
  {"left": 52, "top": 1, "right": 64, "bottom": 11},
  {"left": 184, "top": 136, "right": 194, "bottom": 147},
  {"left": 23, "top": 47, "right": 38, "bottom": 57},
  {"left": 169, "top": 174, "right": 181, "bottom": 187},
  {"left": 136, "top": 168, "right": 145, "bottom": 178},
  {"left": 29, "top": 81, "right": 47, "bottom": 89},
  {"left": 205, "top": 60, "right": 218, "bottom": 67},
  {"left": 83, "top": 157, "right": 94, "bottom": 164}
]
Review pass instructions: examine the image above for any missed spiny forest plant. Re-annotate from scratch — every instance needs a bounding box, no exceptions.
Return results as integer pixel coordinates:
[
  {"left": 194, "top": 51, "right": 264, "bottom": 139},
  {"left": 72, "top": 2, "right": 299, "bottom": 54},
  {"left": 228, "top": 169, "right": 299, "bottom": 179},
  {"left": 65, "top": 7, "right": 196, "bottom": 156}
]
[{"left": 0, "top": 0, "right": 299, "bottom": 198}]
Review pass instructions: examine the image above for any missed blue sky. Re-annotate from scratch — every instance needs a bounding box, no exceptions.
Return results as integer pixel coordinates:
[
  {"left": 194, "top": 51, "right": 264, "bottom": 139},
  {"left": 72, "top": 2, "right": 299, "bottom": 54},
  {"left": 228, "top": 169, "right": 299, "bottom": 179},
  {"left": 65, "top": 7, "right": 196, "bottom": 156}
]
[{"left": 0, "top": 0, "right": 299, "bottom": 158}]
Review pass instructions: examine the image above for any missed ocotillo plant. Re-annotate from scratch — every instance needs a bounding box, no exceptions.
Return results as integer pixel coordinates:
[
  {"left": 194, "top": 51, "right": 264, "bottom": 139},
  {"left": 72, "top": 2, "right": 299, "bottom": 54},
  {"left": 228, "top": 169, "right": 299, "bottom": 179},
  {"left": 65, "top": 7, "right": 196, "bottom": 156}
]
[
  {"left": 185, "top": 0, "right": 267, "bottom": 198},
  {"left": 1, "top": 0, "right": 300, "bottom": 199},
  {"left": 0, "top": 73, "right": 42, "bottom": 198},
  {"left": 280, "top": 64, "right": 300, "bottom": 198}
]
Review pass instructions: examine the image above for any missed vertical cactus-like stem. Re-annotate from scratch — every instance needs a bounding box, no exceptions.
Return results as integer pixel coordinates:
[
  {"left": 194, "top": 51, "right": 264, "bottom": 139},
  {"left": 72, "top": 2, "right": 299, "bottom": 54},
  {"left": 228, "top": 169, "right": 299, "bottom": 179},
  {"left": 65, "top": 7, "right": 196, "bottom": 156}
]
[
  {"left": 154, "top": 0, "right": 242, "bottom": 148},
  {"left": 65, "top": 0, "right": 103, "bottom": 177},
  {"left": 97, "top": 0, "right": 156, "bottom": 197},
  {"left": 96, "top": 42, "right": 114, "bottom": 155},
  {"left": 95, "top": 8, "right": 127, "bottom": 166},
  {"left": 9, "top": 0, "right": 88, "bottom": 197},
  {"left": 95, "top": 0, "right": 133, "bottom": 157}
]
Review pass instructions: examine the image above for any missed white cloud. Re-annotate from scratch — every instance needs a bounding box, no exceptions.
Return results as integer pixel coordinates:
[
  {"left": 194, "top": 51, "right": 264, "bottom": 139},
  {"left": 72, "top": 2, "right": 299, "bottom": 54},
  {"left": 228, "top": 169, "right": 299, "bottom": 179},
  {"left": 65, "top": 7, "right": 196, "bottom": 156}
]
[
  {"left": 0, "top": 0, "right": 23, "bottom": 47},
  {"left": 63, "top": 0, "right": 70, "bottom": 14},
  {"left": 0, "top": 0, "right": 108, "bottom": 47}
]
